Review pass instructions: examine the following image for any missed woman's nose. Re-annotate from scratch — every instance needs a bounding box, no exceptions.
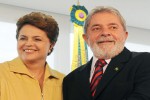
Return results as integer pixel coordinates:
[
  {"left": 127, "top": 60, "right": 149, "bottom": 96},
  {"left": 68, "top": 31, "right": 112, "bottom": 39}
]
[{"left": 25, "top": 39, "right": 34, "bottom": 46}]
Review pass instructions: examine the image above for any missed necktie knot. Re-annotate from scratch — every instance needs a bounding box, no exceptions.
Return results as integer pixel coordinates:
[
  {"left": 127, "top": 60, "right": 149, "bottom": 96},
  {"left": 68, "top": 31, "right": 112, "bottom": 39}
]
[{"left": 95, "top": 59, "right": 107, "bottom": 68}]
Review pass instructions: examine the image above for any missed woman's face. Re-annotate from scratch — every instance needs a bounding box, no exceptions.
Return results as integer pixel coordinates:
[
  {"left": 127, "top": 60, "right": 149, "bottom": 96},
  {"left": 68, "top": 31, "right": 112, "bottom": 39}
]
[{"left": 17, "top": 24, "right": 53, "bottom": 63}]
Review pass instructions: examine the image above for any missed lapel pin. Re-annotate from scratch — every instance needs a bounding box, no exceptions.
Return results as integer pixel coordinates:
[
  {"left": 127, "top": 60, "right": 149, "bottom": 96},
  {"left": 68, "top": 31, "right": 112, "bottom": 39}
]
[{"left": 114, "top": 67, "right": 119, "bottom": 71}]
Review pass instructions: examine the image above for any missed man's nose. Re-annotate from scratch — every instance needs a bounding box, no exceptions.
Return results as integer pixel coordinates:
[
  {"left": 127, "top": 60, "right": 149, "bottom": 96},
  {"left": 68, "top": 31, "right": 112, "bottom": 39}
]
[{"left": 100, "top": 28, "right": 111, "bottom": 36}]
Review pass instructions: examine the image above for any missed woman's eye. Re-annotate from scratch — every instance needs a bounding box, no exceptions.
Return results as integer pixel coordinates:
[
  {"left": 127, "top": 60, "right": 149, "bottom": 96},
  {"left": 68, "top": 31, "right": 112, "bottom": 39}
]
[
  {"left": 35, "top": 38, "right": 42, "bottom": 41},
  {"left": 19, "top": 37, "right": 26, "bottom": 40}
]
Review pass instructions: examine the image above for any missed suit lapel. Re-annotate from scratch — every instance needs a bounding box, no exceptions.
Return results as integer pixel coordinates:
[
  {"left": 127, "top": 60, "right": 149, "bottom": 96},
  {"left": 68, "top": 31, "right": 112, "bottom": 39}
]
[
  {"left": 94, "top": 48, "right": 132, "bottom": 99},
  {"left": 78, "top": 58, "right": 93, "bottom": 99}
]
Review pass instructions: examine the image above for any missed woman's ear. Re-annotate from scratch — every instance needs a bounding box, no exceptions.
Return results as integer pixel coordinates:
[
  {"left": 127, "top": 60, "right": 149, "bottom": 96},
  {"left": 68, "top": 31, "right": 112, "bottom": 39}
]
[
  {"left": 47, "top": 43, "right": 55, "bottom": 55},
  {"left": 49, "top": 43, "right": 55, "bottom": 50}
]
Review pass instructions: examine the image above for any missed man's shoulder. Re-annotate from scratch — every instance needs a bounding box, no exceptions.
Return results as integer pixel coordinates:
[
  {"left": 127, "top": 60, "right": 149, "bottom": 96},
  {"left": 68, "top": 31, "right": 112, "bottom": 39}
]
[
  {"left": 68, "top": 64, "right": 85, "bottom": 75},
  {"left": 132, "top": 52, "right": 150, "bottom": 59},
  {"left": 64, "top": 58, "right": 92, "bottom": 82},
  {"left": 130, "top": 52, "right": 150, "bottom": 67},
  {"left": 64, "top": 64, "right": 87, "bottom": 81}
]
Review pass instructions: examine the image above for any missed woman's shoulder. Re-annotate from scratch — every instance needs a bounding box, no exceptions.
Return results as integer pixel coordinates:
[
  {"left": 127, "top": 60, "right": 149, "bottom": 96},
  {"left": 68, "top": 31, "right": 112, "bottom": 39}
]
[
  {"left": 0, "top": 61, "right": 9, "bottom": 70},
  {"left": 0, "top": 61, "right": 10, "bottom": 78},
  {"left": 50, "top": 69, "right": 65, "bottom": 79}
]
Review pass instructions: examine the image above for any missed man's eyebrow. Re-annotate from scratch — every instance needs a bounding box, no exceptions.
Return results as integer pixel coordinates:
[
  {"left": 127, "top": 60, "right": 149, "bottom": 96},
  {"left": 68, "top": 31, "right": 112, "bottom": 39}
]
[
  {"left": 91, "top": 24, "right": 101, "bottom": 27},
  {"left": 108, "top": 23, "right": 118, "bottom": 26}
]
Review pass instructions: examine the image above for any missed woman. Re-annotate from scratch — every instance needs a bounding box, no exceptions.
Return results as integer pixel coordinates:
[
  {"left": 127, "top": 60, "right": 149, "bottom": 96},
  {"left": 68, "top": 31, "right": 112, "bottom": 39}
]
[{"left": 0, "top": 12, "right": 64, "bottom": 100}]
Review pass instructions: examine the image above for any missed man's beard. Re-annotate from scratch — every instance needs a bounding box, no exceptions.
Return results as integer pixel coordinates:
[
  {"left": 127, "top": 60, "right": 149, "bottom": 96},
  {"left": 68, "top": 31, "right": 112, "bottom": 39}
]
[{"left": 89, "top": 41, "right": 125, "bottom": 59}]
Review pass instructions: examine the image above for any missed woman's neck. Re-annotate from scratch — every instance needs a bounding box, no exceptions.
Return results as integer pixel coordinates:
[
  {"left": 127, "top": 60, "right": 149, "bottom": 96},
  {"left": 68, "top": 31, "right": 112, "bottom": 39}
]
[{"left": 25, "top": 60, "right": 46, "bottom": 91}]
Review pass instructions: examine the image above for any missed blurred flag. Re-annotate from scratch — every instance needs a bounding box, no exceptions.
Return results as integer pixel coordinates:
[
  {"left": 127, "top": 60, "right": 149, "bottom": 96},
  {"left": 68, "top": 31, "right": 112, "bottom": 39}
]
[{"left": 70, "top": 4, "right": 88, "bottom": 71}]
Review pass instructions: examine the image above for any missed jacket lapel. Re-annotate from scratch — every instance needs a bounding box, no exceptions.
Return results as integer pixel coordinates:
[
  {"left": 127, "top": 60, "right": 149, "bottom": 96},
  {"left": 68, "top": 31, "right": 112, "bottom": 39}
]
[
  {"left": 78, "top": 58, "right": 93, "bottom": 100},
  {"left": 94, "top": 48, "right": 132, "bottom": 99}
]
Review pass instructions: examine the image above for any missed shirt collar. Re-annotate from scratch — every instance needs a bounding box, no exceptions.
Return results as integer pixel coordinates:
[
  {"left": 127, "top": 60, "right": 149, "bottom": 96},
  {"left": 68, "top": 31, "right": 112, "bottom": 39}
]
[
  {"left": 92, "top": 56, "right": 111, "bottom": 65},
  {"left": 9, "top": 57, "right": 60, "bottom": 79}
]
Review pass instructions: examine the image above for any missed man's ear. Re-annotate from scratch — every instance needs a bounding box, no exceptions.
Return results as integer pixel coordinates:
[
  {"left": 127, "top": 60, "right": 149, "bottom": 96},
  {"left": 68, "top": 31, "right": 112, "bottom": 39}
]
[
  {"left": 82, "top": 34, "right": 88, "bottom": 44},
  {"left": 125, "top": 31, "right": 128, "bottom": 40}
]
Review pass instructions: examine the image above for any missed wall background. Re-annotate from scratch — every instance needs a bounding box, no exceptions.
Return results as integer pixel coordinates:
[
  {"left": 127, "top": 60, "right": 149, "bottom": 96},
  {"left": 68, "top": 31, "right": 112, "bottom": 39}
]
[{"left": 0, "top": 3, "right": 150, "bottom": 75}]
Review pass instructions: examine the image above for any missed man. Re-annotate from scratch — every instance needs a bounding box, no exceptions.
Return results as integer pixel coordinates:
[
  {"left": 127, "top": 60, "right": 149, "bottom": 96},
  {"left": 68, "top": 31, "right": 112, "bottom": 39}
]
[{"left": 63, "top": 6, "right": 150, "bottom": 100}]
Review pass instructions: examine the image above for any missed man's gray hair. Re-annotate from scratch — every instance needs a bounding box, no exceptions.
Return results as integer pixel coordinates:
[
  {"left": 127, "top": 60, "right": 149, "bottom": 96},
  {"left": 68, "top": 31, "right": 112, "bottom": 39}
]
[{"left": 84, "top": 6, "right": 126, "bottom": 33}]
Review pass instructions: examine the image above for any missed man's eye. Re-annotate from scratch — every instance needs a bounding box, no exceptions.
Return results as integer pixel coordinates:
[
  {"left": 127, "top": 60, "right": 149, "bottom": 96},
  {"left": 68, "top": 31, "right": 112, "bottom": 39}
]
[
  {"left": 110, "top": 26, "right": 118, "bottom": 30},
  {"left": 92, "top": 27, "right": 101, "bottom": 31},
  {"left": 113, "top": 26, "right": 117, "bottom": 29}
]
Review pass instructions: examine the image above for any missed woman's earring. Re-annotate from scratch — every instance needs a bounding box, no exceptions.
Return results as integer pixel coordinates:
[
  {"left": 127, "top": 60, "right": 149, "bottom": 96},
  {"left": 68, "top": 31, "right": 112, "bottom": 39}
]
[
  {"left": 48, "top": 49, "right": 51, "bottom": 53},
  {"left": 48, "top": 49, "right": 51, "bottom": 55}
]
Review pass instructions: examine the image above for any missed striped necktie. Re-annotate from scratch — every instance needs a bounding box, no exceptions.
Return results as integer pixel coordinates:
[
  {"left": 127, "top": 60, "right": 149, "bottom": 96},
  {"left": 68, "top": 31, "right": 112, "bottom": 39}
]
[{"left": 90, "top": 59, "right": 107, "bottom": 97}]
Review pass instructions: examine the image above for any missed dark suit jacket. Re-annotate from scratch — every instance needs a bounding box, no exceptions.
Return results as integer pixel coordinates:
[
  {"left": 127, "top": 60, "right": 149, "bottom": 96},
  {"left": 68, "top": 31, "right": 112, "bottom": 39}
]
[{"left": 63, "top": 47, "right": 150, "bottom": 100}]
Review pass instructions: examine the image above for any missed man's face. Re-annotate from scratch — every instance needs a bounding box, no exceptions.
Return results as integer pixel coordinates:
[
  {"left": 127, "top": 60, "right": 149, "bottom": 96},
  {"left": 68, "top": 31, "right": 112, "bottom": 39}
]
[{"left": 83, "top": 12, "right": 128, "bottom": 59}]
